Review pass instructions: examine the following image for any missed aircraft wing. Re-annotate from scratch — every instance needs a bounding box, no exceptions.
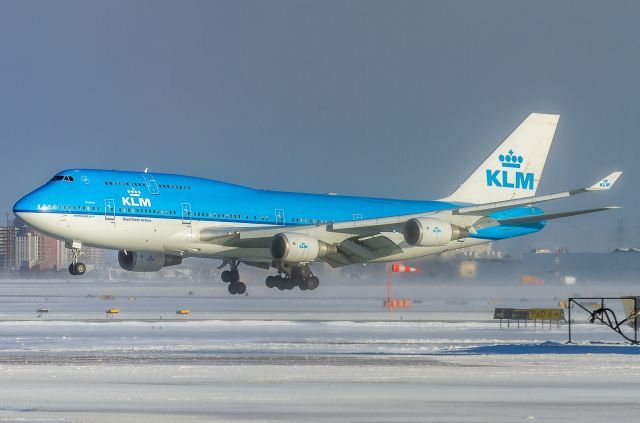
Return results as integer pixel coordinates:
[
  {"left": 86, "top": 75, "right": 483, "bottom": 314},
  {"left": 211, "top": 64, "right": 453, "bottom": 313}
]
[
  {"left": 198, "top": 223, "right": 404, "bottom": 267},
  {"left": 196, "top": 172, "right": 621, "bottom": 267}
]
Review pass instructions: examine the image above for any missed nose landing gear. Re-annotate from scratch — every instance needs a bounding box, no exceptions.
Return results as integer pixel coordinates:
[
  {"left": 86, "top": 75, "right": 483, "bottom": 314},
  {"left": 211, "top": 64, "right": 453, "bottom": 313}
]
[{"left": 67, "top": 243, "right": 86, "bottom": 276}]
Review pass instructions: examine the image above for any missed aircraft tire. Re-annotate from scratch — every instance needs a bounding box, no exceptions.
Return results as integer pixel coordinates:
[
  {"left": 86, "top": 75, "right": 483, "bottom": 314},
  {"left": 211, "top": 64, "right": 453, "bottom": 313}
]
[
  {"left": 309, "top": 276, "right": 319, "bottom": 290},
  {"left": 236, "top": 282, "right": 247, "bottom": 295},
  {"left": 229, "top": 270, "right": 240, "bottom": 283},
  {"left": 265, "top": 276, "right": 275, "bottom": 288},
  {"left": 221, "top": 270, "right": 231, "bottom": 283},
  {"left": 299, "top": 278, "right": 309, "bottom": 290},
  {"left": 74, "top": 262, "right": 86, "bottom": 275},
  {"left": 68, "top": 264, "right": 77, "bottom": 276}
]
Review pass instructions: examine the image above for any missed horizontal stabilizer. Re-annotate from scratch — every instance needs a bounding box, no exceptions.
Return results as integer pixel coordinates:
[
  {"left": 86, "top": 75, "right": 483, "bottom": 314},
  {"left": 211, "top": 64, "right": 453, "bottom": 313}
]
[
  {"left": 497, "top": 207, "right": 620, "bottom": 225},
  {"left": 586, "top": 171, "right": 622, "bottom": 191}
]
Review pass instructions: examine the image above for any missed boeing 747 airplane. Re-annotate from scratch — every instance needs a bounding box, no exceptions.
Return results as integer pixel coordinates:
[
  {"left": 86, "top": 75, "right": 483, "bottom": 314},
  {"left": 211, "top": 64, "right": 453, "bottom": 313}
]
[{"left": 13, "top": 113, "right": 621, "bottom": 294}]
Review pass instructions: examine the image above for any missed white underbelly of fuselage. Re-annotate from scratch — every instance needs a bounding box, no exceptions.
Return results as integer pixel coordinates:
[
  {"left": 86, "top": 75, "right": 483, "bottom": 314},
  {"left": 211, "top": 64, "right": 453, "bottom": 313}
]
[
  {"left": 16, "top": 212, "right": 273, "bottom": 259},
  {"left": 16, "top": 212, "right": 490, "bottom": 263}
]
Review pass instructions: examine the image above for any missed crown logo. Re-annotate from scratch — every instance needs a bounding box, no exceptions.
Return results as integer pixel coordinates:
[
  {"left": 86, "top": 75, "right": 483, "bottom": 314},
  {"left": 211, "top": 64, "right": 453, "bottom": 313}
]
[
  {"left": 499, "top": 149, "right": 523, "bottom": 169},
  {"left": 127, "top": 188, "right": 141, "bottom": 197}
]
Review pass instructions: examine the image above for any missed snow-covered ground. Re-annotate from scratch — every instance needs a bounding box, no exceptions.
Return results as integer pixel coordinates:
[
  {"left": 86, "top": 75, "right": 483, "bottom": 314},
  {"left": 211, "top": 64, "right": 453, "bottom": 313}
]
[{"left": 0, "top": 278, "right": 639, "bottom": 422}]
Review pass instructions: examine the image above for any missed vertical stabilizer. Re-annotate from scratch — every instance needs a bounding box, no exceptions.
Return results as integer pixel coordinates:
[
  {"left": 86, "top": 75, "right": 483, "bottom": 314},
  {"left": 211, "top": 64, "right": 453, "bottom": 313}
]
[{"left": 444, "top": 113, "right": 560, "bottom": 204}]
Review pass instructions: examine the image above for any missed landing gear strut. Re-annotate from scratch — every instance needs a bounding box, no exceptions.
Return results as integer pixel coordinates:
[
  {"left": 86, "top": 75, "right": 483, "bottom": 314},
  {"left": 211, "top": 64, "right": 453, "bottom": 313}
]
[
  {"left": 67, "top": 242, "right": 86, "bottom": 276},
  {"left": 265, "top": 263, "right": 319, "bottom": 292},
  {"left": 219, "top": 260, "right": 246, "bottom": 295}
]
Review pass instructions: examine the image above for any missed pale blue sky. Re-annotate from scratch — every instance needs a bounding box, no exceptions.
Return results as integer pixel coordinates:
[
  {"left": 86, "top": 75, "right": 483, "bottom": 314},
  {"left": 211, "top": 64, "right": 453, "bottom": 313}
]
[{"left": 1, "top": 1, "right": 638, "bottom": 252}]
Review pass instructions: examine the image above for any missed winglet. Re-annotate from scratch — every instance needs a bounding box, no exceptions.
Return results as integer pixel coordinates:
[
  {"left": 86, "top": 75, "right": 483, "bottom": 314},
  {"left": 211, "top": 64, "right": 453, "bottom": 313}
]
[{"left": 586, "top": 171, "right": 623, "bottom": 191}]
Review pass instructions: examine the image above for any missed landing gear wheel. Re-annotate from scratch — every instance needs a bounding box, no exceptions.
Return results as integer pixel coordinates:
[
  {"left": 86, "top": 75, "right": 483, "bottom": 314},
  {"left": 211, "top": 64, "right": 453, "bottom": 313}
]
[
  {"left": 74, "top": 262, "right": 86, "bottom": 275},
  {"left": 265, "top": 276, "right": 276, "bottom": 288},
  {"left": 286, "top": 279, "right": 296, "bottom": 290},
  {"left": 228, "top": 282, "right": 247, "bottom": 295},
  {"left": 308, "top": 276, "right": 319, "bottom": 290},
  {"left": 221, "top": 270, "right": 231, "bottom": 283},
  {"left": 229, "top": 269, "right": 240, "bottom": 283},
  {"left": 299, "top": 278, "right": 309, "bottom": 291},
  {"left": 68, "top": 264, "right": 77, "bottom": 276}
]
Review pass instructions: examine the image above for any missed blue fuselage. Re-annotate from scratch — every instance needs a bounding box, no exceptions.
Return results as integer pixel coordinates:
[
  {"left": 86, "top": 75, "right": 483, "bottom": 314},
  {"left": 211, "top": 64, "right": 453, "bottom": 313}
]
[{"left": 14, "top": 169, "right": 545, "bottom": 245}]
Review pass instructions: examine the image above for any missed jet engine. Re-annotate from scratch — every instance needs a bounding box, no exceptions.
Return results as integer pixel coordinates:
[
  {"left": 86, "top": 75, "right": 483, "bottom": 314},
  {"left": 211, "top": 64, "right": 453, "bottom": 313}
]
[
  {"left": 117, "top": 250, "right": 183, "bottom": 272},
  {"left": 270, "top": 233, "right": 337, "bottom": 262},
  {"left": 403, "top": 218, "right": 468, "bottom": 247}
]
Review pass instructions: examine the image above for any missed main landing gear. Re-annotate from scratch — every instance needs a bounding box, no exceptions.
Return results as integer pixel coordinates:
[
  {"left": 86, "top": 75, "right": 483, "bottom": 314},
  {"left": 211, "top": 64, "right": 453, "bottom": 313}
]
[
  {"left": 67, "top": 242, "right": 86, "bottom": 276},
  {"left": 265, "top": 264, "right": 320, "bottom": 291},
  {"left": 218, "top": 261, "right": 319, "bottom": 295},
  {"left": 219, "top": 260, "right": 246, "bottom": 295}
]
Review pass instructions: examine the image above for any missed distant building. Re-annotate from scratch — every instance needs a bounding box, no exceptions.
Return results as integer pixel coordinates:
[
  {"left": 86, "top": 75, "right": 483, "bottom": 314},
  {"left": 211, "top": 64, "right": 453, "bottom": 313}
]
[
  {"left": 1, "top": 223, "right": 104, "bottom": 274},
  {"left": 14, "top": 231, "right": 39, "bottom": 270},
  {"left": 443, "top": 242, "right": 503, "bottom": 259},
  {"left": 0, "top": 225, "right": 17, "bottom": 271}
]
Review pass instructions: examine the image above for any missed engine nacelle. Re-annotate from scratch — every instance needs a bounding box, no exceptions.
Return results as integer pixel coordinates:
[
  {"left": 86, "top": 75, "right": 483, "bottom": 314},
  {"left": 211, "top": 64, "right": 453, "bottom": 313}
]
[
  {"left": 403, "top": 218, "right": 468, "bottom": 247},
  {"left": 117, "top": 250, "right": 182, "bottom": 272},
  {"left": 270, "top": 233, "right": 337, "bottom": 263}
]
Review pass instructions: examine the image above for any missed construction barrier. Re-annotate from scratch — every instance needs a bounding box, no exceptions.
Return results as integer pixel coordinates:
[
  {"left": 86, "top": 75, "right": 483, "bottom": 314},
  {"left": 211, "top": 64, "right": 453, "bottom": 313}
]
[
  {"left": 106, "top": 308, "right": 120, "bottom": 318},
  {"left": 176, "top": 309, "right": 190, "bottom": 318},
  {"left": 383, "top": 298, "right": 412, "bottom": 310},
  {"left": 494, "top": 307, "right": 565, "bottom": 328}
]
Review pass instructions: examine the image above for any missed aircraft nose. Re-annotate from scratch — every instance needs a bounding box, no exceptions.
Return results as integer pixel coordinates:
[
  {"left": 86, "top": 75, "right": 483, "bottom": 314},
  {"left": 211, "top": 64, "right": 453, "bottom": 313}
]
[{"left": 13, "top": 191, "right": 38, "bottom": 224}]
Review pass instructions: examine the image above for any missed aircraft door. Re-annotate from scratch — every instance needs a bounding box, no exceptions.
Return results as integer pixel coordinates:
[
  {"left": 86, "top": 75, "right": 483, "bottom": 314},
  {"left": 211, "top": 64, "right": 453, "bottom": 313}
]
[
  {"left": 142, "top": 174, "right": 159, "bottom": 195},
  {"left": 181, "top": 203, "right": 192, "bottom": 225},
  {"left": 105, "top": 199, "right": 115, "bottom": 220},
  {"left": 275, "top": 208, "right": 285, "bottom": 225}
]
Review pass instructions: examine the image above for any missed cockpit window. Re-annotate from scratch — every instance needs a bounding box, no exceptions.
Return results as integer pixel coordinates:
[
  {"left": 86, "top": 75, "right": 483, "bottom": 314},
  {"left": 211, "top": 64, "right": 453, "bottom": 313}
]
[{"left": 50, "top": 175, "right": 75, "bottom": 182}]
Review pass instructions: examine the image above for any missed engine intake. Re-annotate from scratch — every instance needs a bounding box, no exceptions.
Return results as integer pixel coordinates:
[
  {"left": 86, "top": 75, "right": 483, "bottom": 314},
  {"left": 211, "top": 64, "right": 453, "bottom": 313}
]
[
  {"left": 271, "top": 233, "right": 337, "bottom": 263},
  {"left": 118, "top": 250, "right": 182, "bottom": 272},
  {"left": 403, "top": 218, "right": 468, "bottom": 247}
]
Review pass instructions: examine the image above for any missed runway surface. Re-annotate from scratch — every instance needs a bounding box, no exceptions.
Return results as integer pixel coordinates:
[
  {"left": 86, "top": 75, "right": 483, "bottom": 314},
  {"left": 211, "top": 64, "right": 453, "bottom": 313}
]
[{"left": 0, "top": 278, "right": 639, "bottom": 422}]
